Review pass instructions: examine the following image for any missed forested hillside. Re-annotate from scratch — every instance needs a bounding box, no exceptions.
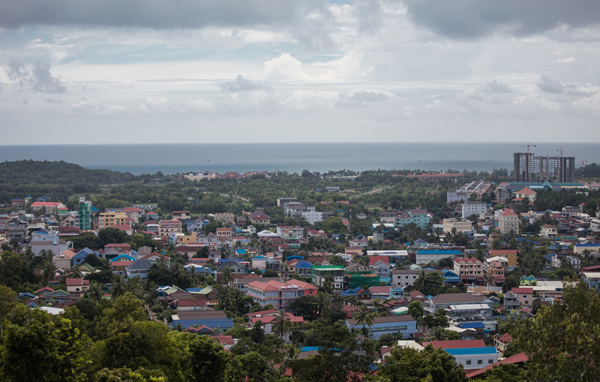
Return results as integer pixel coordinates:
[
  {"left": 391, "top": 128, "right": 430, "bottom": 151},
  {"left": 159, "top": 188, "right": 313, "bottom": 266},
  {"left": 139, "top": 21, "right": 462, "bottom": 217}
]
[{"left": 0, "top": 160, "right": 138, "bottom": 203}]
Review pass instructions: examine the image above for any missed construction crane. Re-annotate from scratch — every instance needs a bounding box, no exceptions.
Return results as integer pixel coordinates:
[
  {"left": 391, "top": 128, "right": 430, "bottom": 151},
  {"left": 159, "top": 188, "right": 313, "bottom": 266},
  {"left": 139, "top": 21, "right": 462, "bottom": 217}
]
[{"left": 503, "top": 142, "right": 536, "bottom": 154}]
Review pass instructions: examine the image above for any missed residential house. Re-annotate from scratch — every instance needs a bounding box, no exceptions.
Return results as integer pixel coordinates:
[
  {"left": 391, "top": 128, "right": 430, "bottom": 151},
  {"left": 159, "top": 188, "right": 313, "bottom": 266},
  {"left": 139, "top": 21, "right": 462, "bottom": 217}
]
[
  {"left": 245, "top": 279, "right": 317, "bottom": 309},
  {"left": 488, "top": 249, "right": 518, "bottom": 269},
  {"left": 346, "top": 315, "right": 417, "bottom": 339},
  {"left": 98, "top": 212, "right": 128, "bottom": 230},
  {"left": 494, "top": 333, "right": 512, "bottom": 354},
  {"left": 171, "top": 310, "right": 234, "bottom": 331},
  {"left": 126, "top": 259, "right": 153, "bottom": 279},
  {"left": 216, "top": 227, "right": 232, "bottom": 241},
  {"left": 584, "top": 272, "right": 600, "bottom": 290},
  {"left": 52, "top": 249, "right": 77, "bottom": 270},
  {"left": 214, "top": 213, "right": 235, "bottom": 222},
  {"left": 369, "top": 256, "right": 391, "bottom": 278},
  {"left": 248, "top": 210, "right": 271, "bottom": 225},
  {"left": 158, "top": 220, "right": 182, "bottom": 236},
  {"left": 484, "top": 257, "right": 508, "bottom": 285},
  {"left": 421, "top": 340, "right": 498, "bottom": 370},
  {"left": 540, "top": 224, "right": 558, "bottom": 238},
  {"left": 66, "top": 278, "right": 90, "bottom": 293},
  {"left": 511, "top": 287, "right": 533, "bottom": 308},
  {"left": 442, "top": 218, "right": 473, "bottom": 234},
  {"left": 172, "top": 211, "right": 191, "bottom": 220},
  {"left": 424, "top": 293, "right": 492, "bottom": 314},
  {"left": 515, "top": 187, "right": 536, "bottom": 202},
  {"left": 312, "top": 265, "right": 345, "bottom": 293},
  {"left": 454, "top": 257, "right": 483, "bottom": 283},
  {"left": 72, "top": 247, "right": 98, "bottom": 267},
  {"left": 415, "top": 250, "right": 461, "bottom": 265},
  {"left": 395, "top": 209, "right": 431, "bottom": 229}
]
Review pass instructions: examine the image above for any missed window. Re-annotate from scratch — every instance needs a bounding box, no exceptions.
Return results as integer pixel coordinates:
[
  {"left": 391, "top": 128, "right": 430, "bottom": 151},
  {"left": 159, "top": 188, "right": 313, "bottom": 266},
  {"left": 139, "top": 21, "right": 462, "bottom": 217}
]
[
  {"left": 466, "top": 360, "right": 471, "bottom": 365},
  {"left": 477, "top": 360, "right": 483, "bottom": 365},
  {"left": 488, "top": 360, "right": 494, "bottom": 364}
]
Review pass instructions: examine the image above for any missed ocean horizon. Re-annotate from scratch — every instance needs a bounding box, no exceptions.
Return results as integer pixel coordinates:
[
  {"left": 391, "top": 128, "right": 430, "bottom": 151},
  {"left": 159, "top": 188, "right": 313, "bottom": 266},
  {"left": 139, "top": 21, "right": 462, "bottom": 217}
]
[{"left": 0, "top": 142, "right": 598, "bottom": 176}]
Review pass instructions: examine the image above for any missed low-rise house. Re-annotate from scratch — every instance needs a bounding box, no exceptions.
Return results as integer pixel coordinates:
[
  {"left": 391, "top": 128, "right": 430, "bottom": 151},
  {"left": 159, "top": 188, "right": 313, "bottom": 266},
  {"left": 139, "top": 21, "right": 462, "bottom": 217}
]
[
  {"left": 346, "top": 315, "right": 417, "bottom": 339},
  {"left": 172, "top": 211, "right": 191, "bottom": 220},
  {"left": 369, "top": 286, "right": 391, "bottom": 299},
  {"left": 171, "top": 310, "right": 234, "bottom": 331},
  {"left": 424, "top": 293, "right": 492, "bottom": 314},
  {"left": 511, "top": 287, "right": 533, "bottom": 308},
  {"left": 248, "top": 210, "right": 271, "bottom": 225},
  {"left": 488, "top": 250, "right": 518, "bottom": 269},
  {"left": 312, "top": 265, "right": 345, "bottom": 293},
  {"left": 540, "top": 224, "right": 558, "bottom": 238},
  {"left": 251, "top": 313, "right": 305, "bottom": 336},
  {"left": 584, "top": 272, "right": 600, "bottom": 290},
  {"left": 369, "top": 256, "right": 391, "bottom": 277},
  {"left": 415, "top": 250, "right": 461, "bottom": 265},
  {"left": 422, "top": 339, "right": 498, "bottom": 370},
  {"left": 52, "top": 249, "right": 77, "bottom": 270},
  {"left": 158, "top": 220, "right": 182, "bottom": 236},
  {"left": 494, "top": 333, "right": 512, "bottom": 354},
  {"left": 245, "top": 279, "right": 317, "bottom": 309},
  {"left": 126, "top": 259, "right": 152, "bottom": 279},
  {"left": 66, "top": 278, "right": 90, "bottom": 293}
]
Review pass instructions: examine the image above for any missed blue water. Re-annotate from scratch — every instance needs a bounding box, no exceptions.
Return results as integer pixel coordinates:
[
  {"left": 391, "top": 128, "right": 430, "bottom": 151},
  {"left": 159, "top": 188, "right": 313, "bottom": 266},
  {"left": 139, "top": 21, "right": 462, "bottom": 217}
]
[{"left": 0, "top": 142, "right": 597, "bottom": 175}]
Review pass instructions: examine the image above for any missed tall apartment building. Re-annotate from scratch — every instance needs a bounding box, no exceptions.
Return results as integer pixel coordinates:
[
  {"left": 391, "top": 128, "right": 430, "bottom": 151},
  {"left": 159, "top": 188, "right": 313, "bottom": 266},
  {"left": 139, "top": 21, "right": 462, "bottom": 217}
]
[
  {"left": 498, "top": 209, "right": 519, "bottom": 235},
  {"left": 395, "top": 209, "right": 431, "bottom": 229},
  {"left": 514, "top": 152, "right": 575, "bottom": 183},
  {"left": 78, "top": 197, "right": 93, "bottom": 231}
]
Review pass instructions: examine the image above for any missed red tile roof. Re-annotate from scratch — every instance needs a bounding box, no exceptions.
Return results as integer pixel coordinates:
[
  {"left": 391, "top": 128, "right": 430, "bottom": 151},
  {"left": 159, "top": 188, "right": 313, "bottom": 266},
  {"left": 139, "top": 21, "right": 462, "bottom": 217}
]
[
  {"left": 422, "top": 339, "right": 486, "bottom": 349},
  {"left": 511, "top": 287, "right": 533, "bottom": 294},
  {"left": 66, "top": 278, "right": 89, "bottom": 286},
  {"left": 465, "top": 352, "right": 528, "bottom": 378},
  {"left": 498, "top": 333, "right": 511, "bottom": 344}
]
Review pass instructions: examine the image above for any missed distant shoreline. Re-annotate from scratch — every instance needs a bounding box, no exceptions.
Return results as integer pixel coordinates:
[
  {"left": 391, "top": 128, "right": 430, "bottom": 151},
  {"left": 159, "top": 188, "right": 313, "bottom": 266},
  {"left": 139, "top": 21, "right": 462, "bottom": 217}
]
[{"left": 1, "top": 142, "right": 598, "bottom": 176}]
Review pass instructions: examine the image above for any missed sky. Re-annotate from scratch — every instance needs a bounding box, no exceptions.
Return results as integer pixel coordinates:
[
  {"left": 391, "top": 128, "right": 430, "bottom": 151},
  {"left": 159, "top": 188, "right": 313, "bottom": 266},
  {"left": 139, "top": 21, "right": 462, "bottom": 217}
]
[{"left": 1, "top": 0, "right": 600, "bottom": 145}]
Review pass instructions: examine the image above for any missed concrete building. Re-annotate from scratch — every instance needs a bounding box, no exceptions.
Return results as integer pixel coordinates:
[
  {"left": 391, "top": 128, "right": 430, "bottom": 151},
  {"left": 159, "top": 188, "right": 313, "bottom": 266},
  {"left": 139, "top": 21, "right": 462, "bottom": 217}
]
[
  {"left": 312, "top": 265, "right": 345, "bottom": 293},
  {"left": 395, "top": 209, "right": 431, "bottom": 229},
  {"left": 447, "top": 191, "right": 469, "bottom": 204},
  {"left": 422, "top": 340, "right": 498, "bottom": 370},
  {"left": 498, "top": 209, "right": 519, "bottom": 235},
  {"left": 415, "top": 250, "right": 462, "bottom": 265},
  {"left": 78, "top": 197, "right": 93, "bottom": 230},
  {"left": 514, "top": 187, "right": 537, "bottom": 202},
  {"left": 454, "top": 257, "right": 483, "bottom": 283},
  {"left": 98, "top": 212, "right": 128, "bottom": 230},
  {"left": 245, "top": 279, "right": 317, "bottom": 309},
  {"left": 514, "top": 152, "right": 575, "bottom": 183},
  {"left": 158, "top": 220, "right": 182, "bottom": 236},
  {"left": 346, "top": 315, "right": 417, "bottom": 339},
  {"left": 461, "top": 202, "right": 487, "bottom": 219},
  {"left": 443, "top": 218, "right": 473, "bottom": 233},
  {"left": 392, "top": 269, "right": 440, "bottom": 288}
]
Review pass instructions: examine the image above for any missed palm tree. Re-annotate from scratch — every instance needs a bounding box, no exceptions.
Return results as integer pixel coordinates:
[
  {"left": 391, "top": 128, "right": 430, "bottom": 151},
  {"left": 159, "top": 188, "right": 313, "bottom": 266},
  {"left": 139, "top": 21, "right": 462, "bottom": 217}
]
[
  {"left": 70, "top": 265, "right": 83, "bottom": 278},
  {"left": 353, "top": 307, "right": 374, "bottom": 330},
  {"left": 85, "top": 281, "right": 104, "bottom": 303},
  {"left": 172, "top": 262, "right": 186, "bottom": 283},
  {"left": 42, "top": 261, "right": 56, "bottom": 285},
  {"left": 221, "top": 266, "right": 234, "bottom": 286},
  {"left": 218, "top": 287, "right": 238, "bottom": 311},
  {"left": 316, "top": 291, "right": 329, "bottom": 317},
  {"left": 430, "top": 326, "right": 448, "bottom": 341},
  {"left": 110, "top": 275, "right": 126, "bottom": 299},
  {"left": 271, "top": 310, "right": 292, "bottom": 339},
  {"left": 413, "top": 270, "right": 427, "bottom": 293},
  {"left": 280, "top": 344, "right": 301, "bottom": 372},
  {"left": 187, "top": 267, "right": 200, "bottom": 287}
]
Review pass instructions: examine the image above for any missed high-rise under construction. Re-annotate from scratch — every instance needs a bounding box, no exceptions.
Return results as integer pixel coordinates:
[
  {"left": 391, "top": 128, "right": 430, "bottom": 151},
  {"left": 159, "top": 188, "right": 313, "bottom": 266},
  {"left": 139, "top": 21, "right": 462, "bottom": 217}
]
[{"left": 514, "top": 152, "right": 575, "bottom": 183}]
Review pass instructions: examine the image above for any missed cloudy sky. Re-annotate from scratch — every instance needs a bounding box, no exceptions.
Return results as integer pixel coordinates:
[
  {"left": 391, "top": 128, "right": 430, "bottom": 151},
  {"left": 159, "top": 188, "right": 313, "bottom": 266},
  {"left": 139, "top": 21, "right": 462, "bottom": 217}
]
[{"left": 1, "top": 0, "right": 600, "bottom": 145}]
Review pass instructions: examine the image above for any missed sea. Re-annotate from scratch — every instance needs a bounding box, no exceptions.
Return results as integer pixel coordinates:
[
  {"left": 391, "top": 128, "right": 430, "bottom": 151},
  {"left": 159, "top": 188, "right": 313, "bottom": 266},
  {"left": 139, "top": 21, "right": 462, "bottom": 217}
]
[{"left": 0, "top": 142, "right": 598, "bottom": 176}]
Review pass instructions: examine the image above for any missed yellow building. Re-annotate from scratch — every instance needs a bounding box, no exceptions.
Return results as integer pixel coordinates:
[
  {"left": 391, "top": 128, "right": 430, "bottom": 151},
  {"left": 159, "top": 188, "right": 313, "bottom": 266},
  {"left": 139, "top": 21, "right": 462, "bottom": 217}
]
[
  {"left": 98, "top": 212, "right": 128, "bottom": 229},
  {"left": 180, "top": 232, "right": 198, "bottom": 244},
  {"left": 515, "top": 187, "right": 536, "bottom": 202}
]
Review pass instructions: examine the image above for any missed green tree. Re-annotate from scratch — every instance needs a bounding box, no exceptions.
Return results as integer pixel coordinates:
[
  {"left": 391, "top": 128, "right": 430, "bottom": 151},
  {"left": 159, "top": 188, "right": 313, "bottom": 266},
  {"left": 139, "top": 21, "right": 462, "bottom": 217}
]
[
  {"left": 353, "top": 306, "right": 374, "bottom": 330},
  {"left": 271, "top": 310, "right": 292, "bottom": 339},
  {"left": 371, "top": 345, "right": 467, "bottom": 382},
  {"left": 187, "top": 335, "right": 230, "bottom": 382},
  {"left": 508, "top": 280, "right": 600, "bottom": 381},
  {"left": 408, "top": 300, "right": 424, "bottom": 324},
  {"left": 110, "top": 274, "right": 127, "bottom": 298},
  {"left": 2, "top": 318, "right": 89, "bottom": 382},
  {"left": 99, "top": 227, "right": 128, "bottom": 246}
]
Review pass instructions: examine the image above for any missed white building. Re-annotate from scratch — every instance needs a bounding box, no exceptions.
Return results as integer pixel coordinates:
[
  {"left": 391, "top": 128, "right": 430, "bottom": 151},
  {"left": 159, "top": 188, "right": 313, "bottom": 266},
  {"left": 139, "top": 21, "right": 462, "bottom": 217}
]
[
  {"left": 302, "top": 210, "right": 323, "bottom": 225},
  {"left": 461, "top": 202, "right": 487, "bottom": 219}
]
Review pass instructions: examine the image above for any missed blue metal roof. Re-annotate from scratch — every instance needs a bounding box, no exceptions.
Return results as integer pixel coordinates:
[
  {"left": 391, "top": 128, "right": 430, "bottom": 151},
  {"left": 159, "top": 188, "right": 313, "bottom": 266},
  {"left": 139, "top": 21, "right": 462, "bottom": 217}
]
[
  {"left": 416, "top": 250, "right": 462, "bottom": 255},
  {"left": 171, "top": 318, "right": 234, "bottom": 330},
  {"left": 445, "top": 347, "right": 497, "bottom": 356},
  {"left": 458, "top": 322, "right": 485, "bottom": 329}
]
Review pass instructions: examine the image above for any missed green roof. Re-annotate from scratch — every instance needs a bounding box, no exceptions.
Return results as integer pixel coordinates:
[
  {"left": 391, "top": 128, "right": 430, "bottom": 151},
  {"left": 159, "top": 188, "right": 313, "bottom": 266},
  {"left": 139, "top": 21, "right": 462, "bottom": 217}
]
[{"left": 312, "top": 265, "right": 344, "bottom": 269}]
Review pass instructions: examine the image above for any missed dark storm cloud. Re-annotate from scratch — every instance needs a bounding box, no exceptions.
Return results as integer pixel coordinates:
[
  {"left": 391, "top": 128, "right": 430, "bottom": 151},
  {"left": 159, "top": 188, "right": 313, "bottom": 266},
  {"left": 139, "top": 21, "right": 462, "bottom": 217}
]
[
  {"left": 403, "top": 0, "right": 600, "bottom": 39},
  {"left": 537, "top": 75, "right": 594, "bottom": 97},
  {"left": 486, "top": 80, "right": 511, "bottom": 94},
  {"left": 219, "top": 75, "right": 270, "bottom": 92},
  {"left": 7, "top": 61, "right": 66, "bottom": 93},
  {"left": 0, "top": 0, "right": 327, "bottom": 29}
]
